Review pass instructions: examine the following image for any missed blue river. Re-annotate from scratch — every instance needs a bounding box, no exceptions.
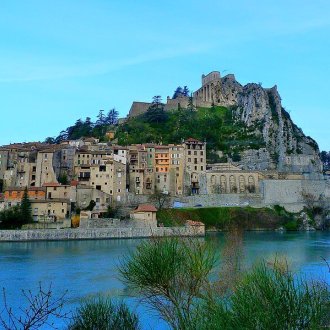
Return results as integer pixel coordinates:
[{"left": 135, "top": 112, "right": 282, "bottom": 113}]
[{"left": 0, "top": 231, "right": 329, "bottom": 329}]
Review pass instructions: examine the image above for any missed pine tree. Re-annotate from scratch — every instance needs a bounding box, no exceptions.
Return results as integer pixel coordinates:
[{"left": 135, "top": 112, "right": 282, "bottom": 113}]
[
  {"left": 20, "top": 187, "right": 33, "bottom": 224},
  {"left": 182, "top": 86, "right": 190, "bottom": 97}
]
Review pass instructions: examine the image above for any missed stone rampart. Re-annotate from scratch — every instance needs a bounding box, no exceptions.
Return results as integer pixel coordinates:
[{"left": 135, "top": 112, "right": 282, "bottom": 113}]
[
  {"left": 0, "top": 226, "right": 205, "bottom": 242},
  {"left": 261, "top": 179, "right": 330, "bottom": 212}
]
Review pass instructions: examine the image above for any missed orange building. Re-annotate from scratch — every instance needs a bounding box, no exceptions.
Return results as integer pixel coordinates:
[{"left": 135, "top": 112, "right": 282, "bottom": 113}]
[{"left": 4, "top": 187, "right": 46, "bottom": 202}]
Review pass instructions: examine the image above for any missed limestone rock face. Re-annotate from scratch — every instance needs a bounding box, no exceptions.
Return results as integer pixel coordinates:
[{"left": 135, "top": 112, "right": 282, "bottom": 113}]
[{"left": 214, "top": 75, "right": 322, "bottom": 174}]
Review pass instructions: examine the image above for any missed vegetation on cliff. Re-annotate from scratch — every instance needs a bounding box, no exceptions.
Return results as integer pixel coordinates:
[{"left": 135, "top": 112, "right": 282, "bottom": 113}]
[{"left": 116, "top": 105, "right": 265, "bottom": 162}]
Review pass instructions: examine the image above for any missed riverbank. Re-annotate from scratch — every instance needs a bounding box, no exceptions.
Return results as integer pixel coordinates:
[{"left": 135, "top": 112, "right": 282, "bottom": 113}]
[
  {"left": 157, "top": 206, "right": 329, "bottom": 231},
  {"left": 0, "top": 225, "right": 205, "bottom": 242}
]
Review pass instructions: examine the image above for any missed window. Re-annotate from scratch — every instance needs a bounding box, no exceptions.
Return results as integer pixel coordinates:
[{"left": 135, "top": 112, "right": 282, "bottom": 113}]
[
  {"left": 96, "top": 198, "right": 100, "bottom": 202},
  {"left": 62, "top": 209, "right": 64, "bottom": 213},
  {"left": 201, "top": 166, "right": 204, "bottom": 171},
  {"left": 194, "top": 151, "right": 197, "bottom": 155},
  {"left": 188, "top": 151, "right": 191, "bottom": 155}
]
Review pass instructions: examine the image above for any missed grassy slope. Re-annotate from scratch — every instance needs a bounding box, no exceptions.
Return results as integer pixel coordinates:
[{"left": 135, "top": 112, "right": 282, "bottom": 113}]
[
  {"left": 157, "top": 206, "right": 298, "bottom": 231},
  {"left": 115, "top": 106, "right": 265, "bottom": 162}
]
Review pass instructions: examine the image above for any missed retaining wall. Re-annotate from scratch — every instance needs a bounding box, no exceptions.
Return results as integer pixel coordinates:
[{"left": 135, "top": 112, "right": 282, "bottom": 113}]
[{"left": 0, "top": 226, "right": 205, "bottom": 242}]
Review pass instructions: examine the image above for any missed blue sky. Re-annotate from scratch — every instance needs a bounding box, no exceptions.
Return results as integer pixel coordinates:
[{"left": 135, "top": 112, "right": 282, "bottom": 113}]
[{"left": 1, "top": 0, "right": 329, "bottom": 150}]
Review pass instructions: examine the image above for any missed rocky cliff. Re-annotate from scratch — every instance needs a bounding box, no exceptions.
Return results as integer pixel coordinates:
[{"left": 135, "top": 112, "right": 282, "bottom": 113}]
[{"left": 214, "top": 75, "right": 322, "bottom": 174}]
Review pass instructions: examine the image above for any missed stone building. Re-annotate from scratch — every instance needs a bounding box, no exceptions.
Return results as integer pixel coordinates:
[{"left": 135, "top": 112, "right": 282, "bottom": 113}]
[
  {"left": 155, "top": 145, "right": 170, "bottom": 193},
  {"left": 206, "top": 163, "right": 262, "bottom": 194},
  {"left": 169, "top": 144, "right": 185, "bottom": 195},
  {"left": 193, "top": 71, "right": 221, "bottom": 107},
  {"left": 183, "top": 138, "right": 207, "bottom": 194},
  {"left": 130, "top": 204, "right": 157, "bottom": 227},
  {"left": 35, "top": 148, "right": 60, "bottom": 186},
  {"left": 128, "top": 96, "right": 189, "bottom": 118}
]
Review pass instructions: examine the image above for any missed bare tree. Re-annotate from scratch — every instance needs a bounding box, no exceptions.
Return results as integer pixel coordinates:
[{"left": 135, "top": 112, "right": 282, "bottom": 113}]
[
  {"left": 0, "top": 283, "right": 69, "bottom": 330},
  {"left": 148, "top": 190, "right": 171, "bottom": 210}
]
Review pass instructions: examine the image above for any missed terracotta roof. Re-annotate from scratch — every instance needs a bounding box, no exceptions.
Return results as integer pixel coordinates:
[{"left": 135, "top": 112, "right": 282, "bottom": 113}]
[
  {"left": 5, "top": 186, "right": 46, "bottom": 192},
  {"left": 133, "top": 204, "right": 157, "bottom": 213},
  {"left": 42, "top": 182, "right": 62, "bottom": 187},
  {"left": 185, "top": 138, "right": 201, "bottom": 143},
  {"left": 186, "top": 220, "right": 205, "bottom": 226}
]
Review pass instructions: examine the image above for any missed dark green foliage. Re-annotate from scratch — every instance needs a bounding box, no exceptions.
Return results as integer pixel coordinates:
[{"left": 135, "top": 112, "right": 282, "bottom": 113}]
[
  {"left": 158, "top": 207, "right": 283, "bottom": 230},
  {"left": 20, "top": 187, "right": 33, "bottom": 224},
  {"left": 84, "top": 200, "right": 96, "bottom": 211},
  {"left": 230, "top": 262, "right": 329, "bottom": 329},
  {"left": 102, "top": 203, "right": 120, "bottom": 218},
  {"left": 69, "top": 297, "right": 140, "bottom": 330},
  {"left": 105, "top": 108, "right": 119, "bottom": 125},
  {"left": 267, "top": 91, "right": 279, "bottom": 124},
  {"left": 49, "top": 108, "right": 119, "bottom": 143},
  {"left": 119, "top": 238, "right": 330, "bottom": 330},
  {"left": 119, "top": 238, "right": 216, "bottom": 329},
  {"left": 0, "top": 206, "right": 22, "bottom": 229},
  {"left": 173, "top": 86, "right": 189, "bottom": 98},
  {"left": 116, "top": 106, "right": 265, "bottom": 160},
  {"left": 58, "top": 172, "right": 69, "bottom": 185},
  {"left": 173, "top": 86, "right": 183, "bottom": 99},
  {"left": 143, "top": 96, "right": 168, "bottom": 124}
]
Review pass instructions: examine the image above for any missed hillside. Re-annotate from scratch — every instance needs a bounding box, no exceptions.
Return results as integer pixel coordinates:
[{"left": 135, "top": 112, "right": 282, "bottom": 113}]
[
  {"left": 115, "top": 106, "right": 265, "bottom": 163},
  {"left": 47, "top": 73, "right": 323, "bottom": 174}
]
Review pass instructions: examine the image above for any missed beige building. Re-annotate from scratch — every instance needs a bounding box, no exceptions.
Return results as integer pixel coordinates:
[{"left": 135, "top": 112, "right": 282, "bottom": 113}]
[
  {"left": 31, "top": 199, "right": 70, "bottom": 222},
  {"left": 183, "top": 138, "right": 207, "bottom": 194},
  {"left": 206, "top": 163, "right": 262, "bottom": 194},
  {"left": 169, "top": 144, "right": 185, "bottom": 195},
  {"left": 130, "top": 204, "right": 157, "bottom": 227},
  {"left": 155, "top": 146, "right": 170, "bottom": 193},
  {"left": 128, "top": 145, "right": 147, "bottom": 195},
  {"left": 43, "top": 182, "right": 71, "bottom": 199},
  {"left": 35, "top": 148, "right": 59, "bottom": 186}
]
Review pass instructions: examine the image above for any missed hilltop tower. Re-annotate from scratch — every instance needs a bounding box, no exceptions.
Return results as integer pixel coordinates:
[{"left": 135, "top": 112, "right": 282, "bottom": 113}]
[{"left": 193, "top": 71, "right": 221, "bottom": 107}]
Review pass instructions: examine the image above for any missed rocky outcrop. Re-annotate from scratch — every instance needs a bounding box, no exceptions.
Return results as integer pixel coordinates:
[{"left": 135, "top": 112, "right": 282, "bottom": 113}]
[{"left": 214, "top": 76, "right": 322, "bottom": 173}]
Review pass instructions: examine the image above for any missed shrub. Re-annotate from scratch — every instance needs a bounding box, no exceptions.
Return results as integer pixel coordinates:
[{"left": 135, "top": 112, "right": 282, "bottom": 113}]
[
  {"left": 230, "top": 261, "right": 329, "bottom": 329},
  {"left": 119, "top": 237, "right": 330, "bottom": 330},
  {"left": 69, "top": 297, "right": 140, "bottom": 330}
]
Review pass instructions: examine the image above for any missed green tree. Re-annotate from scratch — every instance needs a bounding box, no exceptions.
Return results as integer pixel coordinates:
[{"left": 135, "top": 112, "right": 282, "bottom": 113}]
[
  {"left": 58, "top": 172, "right": 69, "bottom": 185},
  {"left": 105, "top": 108, "right": 119, "bottom": 125},
  {"left": 182, "top": 85, "right": 190, "bottom": 97},
  {"left": 173, "top": 86, "right": 183, "bottom": 99},
  {"left": 0, "top": 206, "right": 22, "bottom": 229},
  {"left": 20, "top": 187, "right": 33, "bottom": 223},
  {"left": 144, "top": 96, "right": 167, "bottom": 124}
]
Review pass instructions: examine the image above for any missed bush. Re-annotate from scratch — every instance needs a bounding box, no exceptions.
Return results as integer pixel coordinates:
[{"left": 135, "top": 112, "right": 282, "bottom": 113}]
[
  {"left": 283, "top": 220, "right": 298, "bottom": 231},
  {"left": 119, "top": 237, "right": 330, "bottom": 330},
  {"left": 69, "top": 297, "right": 140, "bottom": 330},
  {"left": 230, "top": 261, "right": 329, "bottom": 329}
]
